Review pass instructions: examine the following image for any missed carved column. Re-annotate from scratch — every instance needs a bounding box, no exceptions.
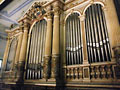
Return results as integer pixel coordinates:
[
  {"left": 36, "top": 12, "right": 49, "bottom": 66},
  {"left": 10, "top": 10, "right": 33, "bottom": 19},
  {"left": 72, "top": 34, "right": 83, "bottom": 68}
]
[
  {"left": 2, "top": 37, "right": 10, "bottom": 71},
  {"left": 17, "top": 16, "right": 31, "bottom": 81},
  {"left": 14, "top": 24, "right": 23, "bottom": 71},
  {"left": 103, "top": 0, "right": 120, "bottom": 58},
  {"left": 51, "top": 2, "right": 60, "bottom": 79},
  {"left": 43, "top": 6, "right": 52, "bottom": 79}
]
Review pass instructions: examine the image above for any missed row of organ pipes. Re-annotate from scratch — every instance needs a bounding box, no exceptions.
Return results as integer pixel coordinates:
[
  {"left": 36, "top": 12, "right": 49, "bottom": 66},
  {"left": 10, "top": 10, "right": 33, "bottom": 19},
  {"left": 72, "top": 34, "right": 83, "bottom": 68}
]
[
  {"left": 85, "top": 4, "right": 111, "bottom": 63},
  {"left": 26, "top": 20, "right": 47, "bottom": 79},
  {"left": 66, "top": 13, "right": 83, "bottom": 65}
]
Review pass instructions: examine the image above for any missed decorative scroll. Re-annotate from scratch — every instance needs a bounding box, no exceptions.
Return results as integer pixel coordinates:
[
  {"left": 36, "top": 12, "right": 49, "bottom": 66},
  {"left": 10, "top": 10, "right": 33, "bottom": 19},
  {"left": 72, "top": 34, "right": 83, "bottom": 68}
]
[
  {"left": 6, "top": 38, "right": 17, "bottom": 71},
  {"left": 65, "top": 13, "right": 83, "bottom": 65},
  {"left": 85, "top": 4, "right": 112, "bottom": 63},
  {"left": 26, "top": 19, "right": 47, "bottom": 79}
]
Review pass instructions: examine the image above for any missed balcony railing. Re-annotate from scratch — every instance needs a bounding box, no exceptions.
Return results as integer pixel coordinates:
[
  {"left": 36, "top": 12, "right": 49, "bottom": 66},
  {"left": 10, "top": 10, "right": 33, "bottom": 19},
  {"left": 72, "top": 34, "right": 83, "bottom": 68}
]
[{"left": 63, "top": 62, "right": 116, "bottom": 82}]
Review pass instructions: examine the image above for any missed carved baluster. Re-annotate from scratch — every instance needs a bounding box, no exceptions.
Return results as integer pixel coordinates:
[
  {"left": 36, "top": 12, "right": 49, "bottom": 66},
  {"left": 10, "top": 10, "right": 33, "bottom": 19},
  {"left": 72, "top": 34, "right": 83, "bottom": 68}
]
[
  {"left": 96, "top": 66, "right": 100, "bottom": 79},
  {"left": 91, "top": 66, "right": 95, "bottom": 79},
  {"left": 73, "top": 68, "right": 75, "bottom": 79},
  {"left": 101, "top": 65, "right": 106, "bottom": 79},
  {"left": 71, "top": 68, "right": 74, "bottom": 79},
  {"left": 69, "top": 68, "right": 72, "bottom": 79},
  {"left": 66, "top": 68, "right": 69, "bottom": 79},
  {"left": 107, "top": 65, "right": 112, "bottom": 79},
  {"left": 79, "top": 67, "right": 83, "bottom": 79},
  {"left": 75, "top": 67, "right": 78, "bottom": 79}
]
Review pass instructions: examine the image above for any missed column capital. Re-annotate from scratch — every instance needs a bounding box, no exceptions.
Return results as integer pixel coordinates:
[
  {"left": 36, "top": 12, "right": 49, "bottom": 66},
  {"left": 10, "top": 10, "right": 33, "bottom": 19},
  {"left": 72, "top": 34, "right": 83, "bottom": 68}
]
[
  {"left": 102, "top": 6, "right": 108, "bottom": 11},
  {"left": 79, "top": 14, "right": 85, "bottom": 22},
  {"left": 46, "top": 11, "right": 52, "bottom": 19},
  {"left": 53, "top": 7, "right": 61, "bottom": 16}
]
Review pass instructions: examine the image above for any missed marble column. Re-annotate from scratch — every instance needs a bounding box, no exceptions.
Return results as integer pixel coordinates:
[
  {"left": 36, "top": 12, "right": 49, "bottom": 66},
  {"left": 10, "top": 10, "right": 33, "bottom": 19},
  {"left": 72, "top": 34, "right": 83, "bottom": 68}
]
[
  {"left": 51, "top": 4, "right": 60, "bottom": 79},
  {"left": 79, "top": 15, "right": 88, "bottom": 64},
  {"left": 17, "top": 17, "right": 30, "bottom": 81},
  {"left": 43, "top": 6, "right": 52, "bottom": 79},
  {"left": 103, "top": 0, "right": 120, "bottom": 58},
  {"left": 2, "top": 37, "right": 10, "bottom": 71}
]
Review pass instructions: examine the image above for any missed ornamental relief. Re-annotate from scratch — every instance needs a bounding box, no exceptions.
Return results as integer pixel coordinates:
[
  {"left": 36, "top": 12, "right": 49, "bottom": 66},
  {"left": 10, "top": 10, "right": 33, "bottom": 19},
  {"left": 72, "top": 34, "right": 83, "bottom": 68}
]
[{"left": 25, "top": 1, "right": 48, "bottom": 20}]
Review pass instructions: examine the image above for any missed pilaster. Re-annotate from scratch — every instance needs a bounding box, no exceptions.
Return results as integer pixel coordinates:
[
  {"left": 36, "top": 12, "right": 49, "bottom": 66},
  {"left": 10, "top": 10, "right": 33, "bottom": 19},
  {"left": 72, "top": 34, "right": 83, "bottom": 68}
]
[
  {"left": 79, "top": 14, "right": 90, "bottom": 82},
  {"left": 16, "top": 16, "right": 31, "bottom": 82},
  {"left": 14, "top": 24, "right": 23, "bottom": 67},
  {"left": 51, "top": 1, "right": 60, "bottom": 79},
  {"left": 79, "top": 14, "right": 89, "bottom": 65}
]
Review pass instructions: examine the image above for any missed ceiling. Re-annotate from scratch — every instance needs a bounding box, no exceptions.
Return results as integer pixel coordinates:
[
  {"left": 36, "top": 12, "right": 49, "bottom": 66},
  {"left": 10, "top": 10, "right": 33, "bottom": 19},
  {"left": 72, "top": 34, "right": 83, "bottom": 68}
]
[
  {"left": 0, "top": 0, "right": 119, "bottom": 29},
  {"left": 0, "top": 0, "right": 51, "bottom": 28}
]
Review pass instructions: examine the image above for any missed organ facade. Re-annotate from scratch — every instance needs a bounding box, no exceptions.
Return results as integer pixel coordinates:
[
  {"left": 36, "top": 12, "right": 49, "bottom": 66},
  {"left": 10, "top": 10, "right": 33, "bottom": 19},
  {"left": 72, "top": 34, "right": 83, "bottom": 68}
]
[{"left": 1, "top": 0, "right": 120, "bottom": 89}]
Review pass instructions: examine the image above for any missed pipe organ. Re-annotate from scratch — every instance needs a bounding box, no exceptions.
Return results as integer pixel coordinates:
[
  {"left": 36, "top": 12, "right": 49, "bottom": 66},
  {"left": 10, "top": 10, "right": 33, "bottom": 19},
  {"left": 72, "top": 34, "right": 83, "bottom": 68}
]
[
  {"left": 26, "top": 19, "right": 47, "bottom": 79},
  {"left": 1, "top": 0, "right": 120, "bottom": 90}
]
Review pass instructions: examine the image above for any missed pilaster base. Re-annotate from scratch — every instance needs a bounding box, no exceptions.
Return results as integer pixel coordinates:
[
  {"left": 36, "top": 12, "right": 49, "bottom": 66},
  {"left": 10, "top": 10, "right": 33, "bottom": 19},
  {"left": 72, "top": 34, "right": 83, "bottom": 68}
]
[
  {"left": 51, "top": 54, "right": 60, "bottom": 79},
  {"left": 43, "top": 56, "right": 51, "bottom": 80},
  {"left": 15, "top": 61, "right": 25, "bottom": 83}
]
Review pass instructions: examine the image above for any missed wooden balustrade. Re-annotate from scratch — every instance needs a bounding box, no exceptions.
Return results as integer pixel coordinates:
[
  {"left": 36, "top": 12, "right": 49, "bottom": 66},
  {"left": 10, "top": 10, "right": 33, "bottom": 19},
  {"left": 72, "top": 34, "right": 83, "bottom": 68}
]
[{"left": 63, "top": 62, "right": 116, "bottom": 82}]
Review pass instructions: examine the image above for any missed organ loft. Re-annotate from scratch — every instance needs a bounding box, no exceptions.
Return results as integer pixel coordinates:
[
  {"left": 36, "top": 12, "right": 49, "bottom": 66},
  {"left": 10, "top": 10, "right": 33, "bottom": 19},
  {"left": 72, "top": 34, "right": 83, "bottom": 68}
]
[{"left": 0, "top": 0, "right": 120, "bottom": 90}]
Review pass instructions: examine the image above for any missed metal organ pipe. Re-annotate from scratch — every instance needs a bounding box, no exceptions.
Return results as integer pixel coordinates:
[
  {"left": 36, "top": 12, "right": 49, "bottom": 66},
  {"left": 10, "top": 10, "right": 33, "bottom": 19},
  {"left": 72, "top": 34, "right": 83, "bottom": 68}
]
[
  {"left": 92, "top": 5, "right": 100, "bottom": 62},
  {"left": 26, "top": 19, "right": 47, "bottom": 80},
  {"left": 85, "top": 4, "right": 112, "bottom": 63},
  {"left": 66, "top": 13, "right": 83, "bottom": 66},
  {"left": 98, "top": 5, "right": 111, "bottom": 61}
]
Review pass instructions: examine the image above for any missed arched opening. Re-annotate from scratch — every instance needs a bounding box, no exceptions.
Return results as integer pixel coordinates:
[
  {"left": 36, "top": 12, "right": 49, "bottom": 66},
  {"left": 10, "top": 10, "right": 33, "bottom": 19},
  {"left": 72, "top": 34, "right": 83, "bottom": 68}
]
[
  {"left": 26, "top": 19, "right": 47, "bottom": 79},
  {"left": 65, "top": 13, "right": 83, "bottom": 65},
  {"left": 85, "top": 4, "right": 112, "bottom": 63}
]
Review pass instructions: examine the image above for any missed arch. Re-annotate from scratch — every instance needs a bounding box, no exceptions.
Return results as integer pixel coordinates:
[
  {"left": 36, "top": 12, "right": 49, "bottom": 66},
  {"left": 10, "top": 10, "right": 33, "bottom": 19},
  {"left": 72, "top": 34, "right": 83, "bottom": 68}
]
[
  {"left": 83, "top": 1, "right": 105, "bottom": 15},
  {"left": 26, "top": 18, "right": 47, "bottom": 79},
  {"left": 64, "top": 10, "right": 81, "bottom": 24},
  {"left": 29, "top": 17, "right": 47, "bottom": 35},
  {"left": 65, "top": 12, "right": 83, "bottom": 65}
]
